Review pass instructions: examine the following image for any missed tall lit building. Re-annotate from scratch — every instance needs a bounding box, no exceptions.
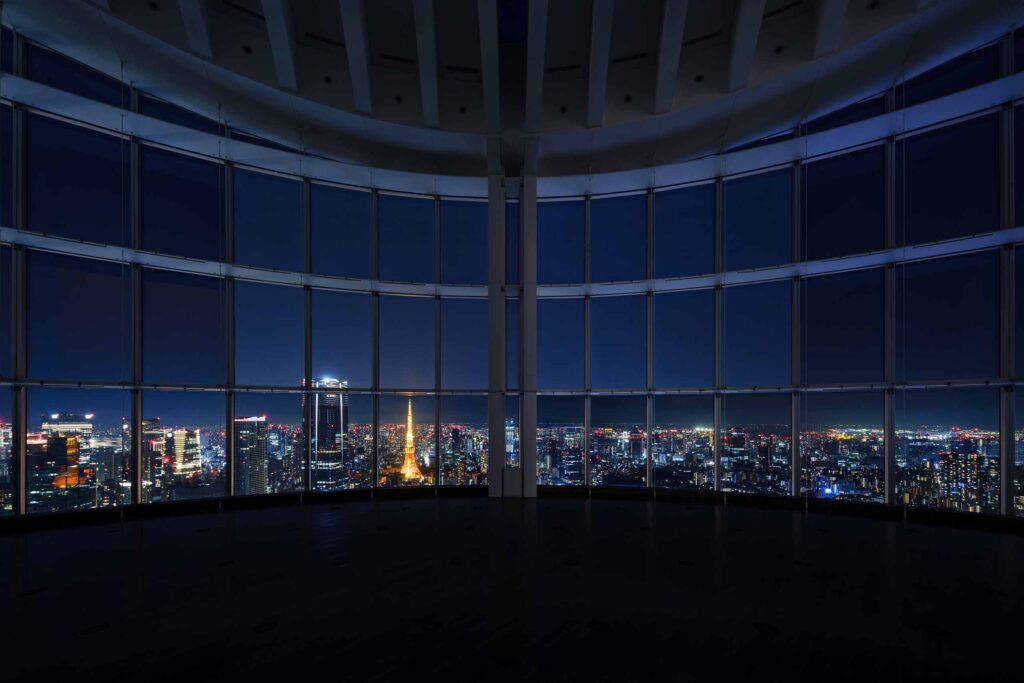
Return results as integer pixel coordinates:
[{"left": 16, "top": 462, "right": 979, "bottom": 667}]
[
  {"left": 401, "top": 398, "right": 424, "bottom": 481},
  {"left": 168, "top": 428, "right": 201, "bottom": 477},
  {"left": 306, "top": 378, "right": 348, "bottom": 490},
  {"left": 234, "top": 416, "right": 268, "bottom": 496}
]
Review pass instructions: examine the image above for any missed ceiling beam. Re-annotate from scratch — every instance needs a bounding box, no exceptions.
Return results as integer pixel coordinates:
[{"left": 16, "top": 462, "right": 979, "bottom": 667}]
[
  {"left": 478, "top": 0, "right": 501, "bottom": 133},
  {"left": 412, "top": 0, "right": 439, "bottom": 128},
  {"left": 812, "top": 0, "right": 849, "bottom": 59},
  {"left": 524, "top": 0, "right": 548, "bottom": 133},
  {"left": 727, "top": 0, "right": 766, "bottom": 92},
  {"left": 178, "top": 0, "right": 213, "bottom": 59},
  {"left": 260, "top": 0, "right": 299, "bottom": 91},
  {"left": 587, "top": 0, "right": 614, "bottom": 128},
  {"left": 653, "top": 0, "right": 688, "bottom": 115},
  {"left": 339, "top": 0, "right": 373, "bottom": 114}
]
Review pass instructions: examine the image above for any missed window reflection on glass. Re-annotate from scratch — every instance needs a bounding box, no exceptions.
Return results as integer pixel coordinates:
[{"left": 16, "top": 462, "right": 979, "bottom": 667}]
[
  {"left": 377, "top": 395, "right": 436, "bottom": 487},
  {"left": 653, "top": 395, "right": 714, "bottom": 490},
  {"left": 589, "top": 395, "right": 646, "bottom": 487},
  {"left": 799, "top": 392, "right": 884, "bottom": 503},
  {"left": 895, "top": 388, "right": 999, "bottom": 514},
  {"left": 26, "top": 388, "right": 131, "bottom": 514},
  {"left": 234, "top": 393, "right": 305, "bottom": 496},
  {"left": 440, "top": 395, "right": 488, "bottom": 486},
  {"left": 537, "top": 396, "right": 584, "bottom": 486},
  {"left": 720, "top": 393, "right": 792, "bottom": 497},
  {"left": 141, "top": 390, "right": 226, "bottom": 503}
]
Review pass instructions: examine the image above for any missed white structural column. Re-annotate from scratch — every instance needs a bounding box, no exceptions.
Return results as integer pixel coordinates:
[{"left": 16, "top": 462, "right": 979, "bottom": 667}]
[
  {"left": 587, "top": 0, "right": 614, "bottom": 128},
  {"left": 179, "top": 0, "right": 214, "bottom": 59},
  {"left": 413, "top": 0, "right": 440, "bottom": 128},
  {"left": 488, "top": 175, "right": 507, "bottom": 497},
  {"left": 521, "top": 176, "right": 539, "bottom": 497},
  {"left": 812, "top": 0, "right": 849, "bottom": 59},
  {"left": 261, "top": 0, "right": 299, "bottom": 91},
  {"left": 524, "top": 0, "right": 548, "bottom": 133},
  {"left": 653, "top": 0, "right": 688, "bottom": 115},
  {"left": 339, "top": 0, "right": 373, "bottom": 114},
  {"left": 727, "top": 0, "right": 766, "bottom": 92}
]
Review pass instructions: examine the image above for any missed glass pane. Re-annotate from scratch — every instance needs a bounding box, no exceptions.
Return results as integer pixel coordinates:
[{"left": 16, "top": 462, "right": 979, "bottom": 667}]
[
  {"left": 379, "top": 296, "right": 435, "bottom": 389},
  {"left": 0, "top": 390, "right": 10, "bottom": 514},
  {"left": 804, "top": 94, "right": 886, "bottom": 135},
  {"left": 722, "top": 281, "right": 791, "bottom": 387},
  {"left": 26, "top": 42, "right": 127, "bottom": 107},
  {"left": 1, "top": 28, "right": 12, "bottom": 74},
  {"left": 27, "top": 114, "right": 129, "bottom": 246},
  {"left": 654, "top": 184, "right": 715, "bottom": 279},
  {"left": 142, "top": 269, "right": 226, "bottom": 385},
  {"left": 506, "top": 201, "right": 520, "bottom": 285},
  {"left": 899, "top": 43, "right": 999, "bottom": 108},
  {"left": 379, "top": 194, "right": 435, "bottom": 283},
  {"left": 28, "top": 252, "right": 130, "bottom": 382},
  {"left": 590, "top": 194, "right": 647, "bottom": 282},
  {"left": 229, "top": 128, "right": 299, "bottom": 153},
  {"left": 723, "top": 168, "right": 792, "bottom": 271},
  {"left": 894, "top": 388, "right": 999, "bottom": 514},
  {"left": 26, "top": 388, "right": 131, "bottom": 513},
  {"left": 653, "top": 394, "right": 714, "bottom": 490},
  {"left": 537, "top": 396, "right": 584, "bottom": 486},
  {"left": 0, "top": 248, "right": 8, "bottom": 379},
  {"left": 311, "top": 184, "right": 372, "bottom": 279},
  {"left": 139, "top": 93, "right": 222, "bottom": 135},
  {"left": 233, "top": 169, "right": 303, "bottom": 271},
  {"left": 799, "top": 392, "right": 884, "bottom": 502},
  {"left": 802, "top": 146, "right": 885, "bottom": 260},
  {"left": 721, "top": 393, "right": 792, "bottom": 496},
  {"left": 505, "top": 395, "right": 520, "bottom": 468},
  {"left": 440, "top": 395, "right": 488, "bottom": 485},
  {"left": 0, "top": 105, "right": 11, "bottom": 229},
  {"left": 308, "top": 388, "right": 372, "bottom": 490},
  {"left": 538, "top": 298, "right": 584, "bottom": 389},
  {"left": 312, "top": 290, "right": 372, "bottom": 389},
  {"left": 441, "top": 298, "right": 487, "bottom": 389},
  {"left": 440, "top": 200, "right": 487, "bottom": 285},
  {"left": 653, "top": 289, "right": 714, "bottom": 388},
  {"left": 896, "top": 114, "right": 999, "bottom": 246},
  {"left": 538, "top": 200, "right": 584, "bottom": 284},
  {"left": 896, "top": 251, "right": 998, "bottom": 382},
  {"left": 802, "top": 269, "right": 883, "bottom": 385},
  {"left": 234, "top": 393, "right": 305, "bottom": 495},
  {"left": 1018, "top": 248, "right": 1024, "bottom": 379},
  {"left": 1017, "top": 109, "right": 1024, "bottom": 225},
  {"left": 378, "top": 394, "right": 436, "bottom": 487},
  {"left": 589, "top": 395, "right": 647, "bottom": 487},
  {"left": 590, "top": 295, "right": 646, "bottom": 389},
  {"left": 141, "top": 390, "right": 226, "bottom": 503},
  {"left": 234, "top": 282, "right": 303, "bottom": 387},
  {"left": 1014, "top": 397, "right": 1024, "bottom": 515},
  {"left": 141, "top": 145, "right": 224, "bottom": 261},
  {"left": 507, "top": 299, "right": 519, "bottom": 390}
]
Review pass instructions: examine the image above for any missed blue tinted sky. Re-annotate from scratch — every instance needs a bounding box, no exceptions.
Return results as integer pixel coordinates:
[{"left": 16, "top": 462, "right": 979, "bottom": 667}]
[
  {"left": 379, "top": 194, "right": 434, "bottom": 282},
  {"left": 590, "top": 295, "right": 645, "bottom": 388},
  {"left": 537, "top": 200, "right": 584, "bottom": 284},
  {"left": 27, "top": 387, "right": 129, "bottom": 431},
  {"left": 537, "top": 396, "right": 584, "bottom": 425},
  {"left": 802, "top": 146, "right": 884, "bottom": 261},
  {"left": 722, "top": 281, "right": 791, "bottom": 387},
  {"left": 506, "top": 201, "right": 520, "bottom": 284},
  {"left": 591, "top": 395, "right": 645, "bottom": 428},
  {"left": 801, "top": 391, "right": 882, "bottom": 428},
  {"left": 894, "top": 388, "right": 999, "bottom": 430},
  {"left": 379, "top": 295, "right": 435, "bottom": 389},
  {"left": 506, "top": 299, "right": 519, "bottom": 390},
  {"left": 234, "top": 281, "right": 304, "bottom": 387},
  {"left": 142, "top": 145, "right": 224, "bottom": 261},
  {"left": 654, "top": 394, "right": 714, "bottom": 428},
  {"left": 233, "top": 168, "right": 304, "bottom": 271},
  {"left": 235, "top": 392, "right": 302, "bottom": 425},
  {"left": 441, "top": 298, "right": 487, "bottom": 389},
  {"left": 440, "top": 200, "right": 487, "bottom": 284},
  {"left": 654, "top": 289, "right": 713, "bottom": 387},
  {"left": 654, "top": 184, "right": 714, "bottom": 279},
  {"left": 722, "top": 168, "right": 791, "bottom": 271},
  {"left": 312, "top": 289, "right": 372, "bottom": 388},
  {"left": 440, "top": 395, "right": 488, "bottom": 424},
  {"left": 143, "top": 269, "right": 226, "bottom": 385},
  {"left": 143, "top": 390, "right": 225, "bottom": 428},
  {"left": 538, "top": 298, "right": 583, "bottom": 389},
  {"left": 802, "top": 268, "right": 883, "bottom": 384},
  {"left": 379, "top": 394, "right": 434, "bottom": 424},
  {"left": 722, "top": 393, "right": 791, "bottom": 428},
  {"left": 590, "top": 194, "right": 646, "bottom": 282},
  {"left": 311, "top": 184, "right": 372, "bottom": 279}
]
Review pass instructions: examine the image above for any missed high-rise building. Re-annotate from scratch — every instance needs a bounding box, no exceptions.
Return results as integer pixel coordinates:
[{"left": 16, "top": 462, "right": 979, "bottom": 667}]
[
  {"left": 306, "top": 378, "right": 348, "bottom": 490},
  {"left": 234, "top": 416, "right": 268, "bottom": 496}
]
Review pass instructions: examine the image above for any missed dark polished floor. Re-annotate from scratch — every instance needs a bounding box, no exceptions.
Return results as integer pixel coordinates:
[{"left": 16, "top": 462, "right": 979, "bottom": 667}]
[{"left": 1, "top": 495, "right": 1020, "bottom": 682}]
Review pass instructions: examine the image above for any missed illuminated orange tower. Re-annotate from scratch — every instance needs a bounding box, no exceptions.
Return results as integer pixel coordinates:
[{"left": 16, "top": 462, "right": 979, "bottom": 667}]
[{"left": 400, "top": 398, "right": 424, "bottom": 480}]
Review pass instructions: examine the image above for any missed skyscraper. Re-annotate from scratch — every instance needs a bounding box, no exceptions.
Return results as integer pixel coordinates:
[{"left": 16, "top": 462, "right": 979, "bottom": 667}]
[
  {"left": 234, "top": 415, "right": 268, "bottom": 496},
  {"left": 307, "top": 378, "right": 349, "bottom": 490}
]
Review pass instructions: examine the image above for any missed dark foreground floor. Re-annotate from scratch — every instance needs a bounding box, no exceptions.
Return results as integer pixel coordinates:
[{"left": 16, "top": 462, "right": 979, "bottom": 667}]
[{"left": 1, "top": 496, "right": 1020, "bottom": 682}]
